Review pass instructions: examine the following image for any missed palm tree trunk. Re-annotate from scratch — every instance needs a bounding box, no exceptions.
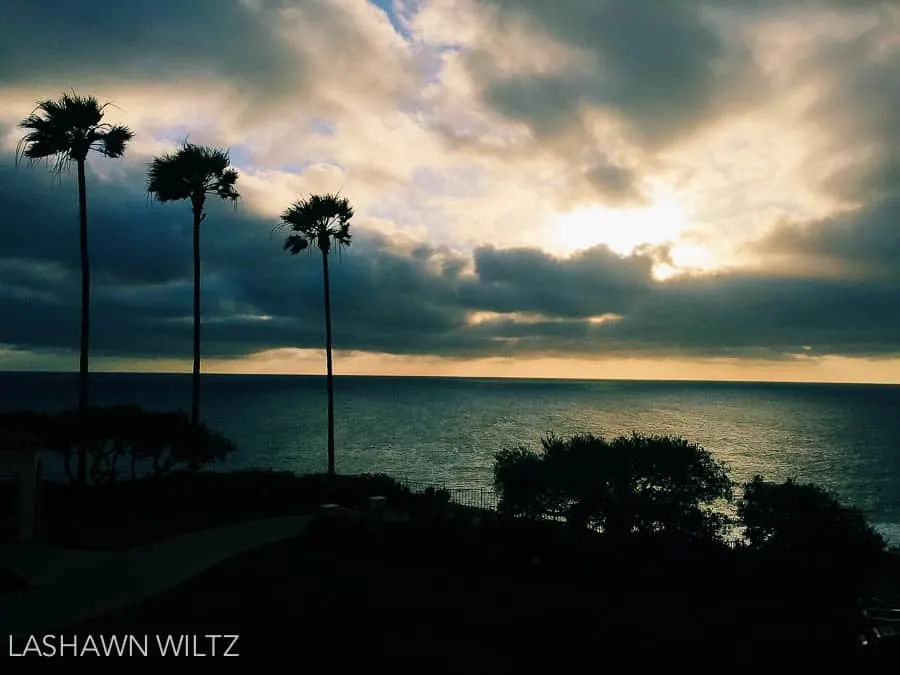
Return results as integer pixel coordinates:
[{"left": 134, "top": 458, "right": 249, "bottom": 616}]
[
  {"left": 322, "top": 250, "right": 335, "bottom": 476},
  {"left": 77, "top": 158, "right": 90, "bottom": 486},
  {"left": 191, "top": 205, "right": 202, "bottom": 430}
]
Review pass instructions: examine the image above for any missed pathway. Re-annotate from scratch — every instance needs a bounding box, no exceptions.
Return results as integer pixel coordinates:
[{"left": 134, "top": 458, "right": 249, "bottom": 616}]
[{"left": 0, "top": 514, "right": 313, "bottom": 635}]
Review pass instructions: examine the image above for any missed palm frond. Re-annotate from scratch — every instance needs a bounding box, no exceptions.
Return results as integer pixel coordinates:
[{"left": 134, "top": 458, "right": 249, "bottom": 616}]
[
  {"left": 284, "top": 234, "right": 310, "bottom": 255},
  {"left": 15, "top": 91, "right": 132, "bottom": 174},
  {"left": 16, "top": 108, "right": 73, "bottom": 174},
  {"left": 278, "top": 192, "right": 354, "bottom": 255},
  {"left": 57, "top": 92, "right": 104, "bottom": 129},
  {"left": 147, "top": 142, "right": 241, "bottom": 207},
  {"left": 216, "top": 167, "right": 240, "bottom": 205},
  {"left": 94, "top": 125, "right": 134, "bottom": 158},
  {"left": 147, "top": 151, "right": 193, "bottom": 202}
]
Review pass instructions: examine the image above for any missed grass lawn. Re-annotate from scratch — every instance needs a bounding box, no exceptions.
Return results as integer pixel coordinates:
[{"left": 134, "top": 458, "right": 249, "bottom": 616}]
[
  {"left": 25, "top": 470, "right": 442, "bottom": 549},
  {"left": 0, "top": 566, "right": 27, "bottom": 596},
  {"left": 62, "top": 517, "right": 879, "bottom": 666}
]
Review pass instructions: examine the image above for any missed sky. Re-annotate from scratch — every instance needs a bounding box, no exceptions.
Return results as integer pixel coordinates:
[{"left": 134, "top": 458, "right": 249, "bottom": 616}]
[{"left": 0, "top": 0, "right": 899, "bottom": 383}]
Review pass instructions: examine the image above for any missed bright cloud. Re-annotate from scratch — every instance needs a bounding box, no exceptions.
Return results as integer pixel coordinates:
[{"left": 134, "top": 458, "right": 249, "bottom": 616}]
[{"left": 0, "top": 0, "right": 899, "bottom": 381}]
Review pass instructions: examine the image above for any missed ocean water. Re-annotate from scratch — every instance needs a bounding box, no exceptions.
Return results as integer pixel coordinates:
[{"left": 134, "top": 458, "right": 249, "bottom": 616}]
[{"left": 2, "top": 372, "right": 900, "bottom": 542}]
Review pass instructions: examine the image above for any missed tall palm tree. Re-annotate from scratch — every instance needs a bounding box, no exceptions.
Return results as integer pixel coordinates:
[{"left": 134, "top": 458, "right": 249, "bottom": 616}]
[
  {"left": 278, "top": 193, "right": 353, "bottom": 476},
  {"left": 146, "top": 143, "right": 239, "bottom": 431},
  {"left": 16, "top": 92, "right": 134, "bottom": 486}
]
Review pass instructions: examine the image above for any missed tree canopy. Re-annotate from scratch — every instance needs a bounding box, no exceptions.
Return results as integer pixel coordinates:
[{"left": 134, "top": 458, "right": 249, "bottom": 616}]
[
  {"left": 147, "top": 142, "right": 239, "bottom": 209},
  {"left": 0, "top": 406, "right": 236, "bottom": 484},
  {"left": 279, "top": 192, "right": 353, "bottom": 256},
  {"left": 17, "top": 92, "right": 133, "bottom": 171},
  {"left": 494, "top": 432, "right": 733, "bottom": 540},
  {"left": 739, "top": 475, "right": 886, "bottom": 557}
]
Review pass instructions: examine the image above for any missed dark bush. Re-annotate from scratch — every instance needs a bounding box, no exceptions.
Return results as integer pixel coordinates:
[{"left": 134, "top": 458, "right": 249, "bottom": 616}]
[
  {"left": 739, "top": 475, "right": 885, "bottom": 559},
  {"left": 0, "top": 407, "right": 236, "bottom": 483},
  {"left": 0, "top": 567, "right": 28, "bottom": 595},
  {"left": 494, "top": 432, "right": 732, "bottom": 541}
]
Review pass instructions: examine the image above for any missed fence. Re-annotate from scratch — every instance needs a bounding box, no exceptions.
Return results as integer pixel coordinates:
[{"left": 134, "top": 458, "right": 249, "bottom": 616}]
[
  {"left": 399, "top": 478, "right": 499, "bottom": 511},
  {"left": 1, "top": 469, "right": 756, "bottom": 545},
  {"left": 0, "top": 467, "right": 500, "bottom": 511},
  {"left": 0, "top": 471, "right": 74, "bottom": 484}
]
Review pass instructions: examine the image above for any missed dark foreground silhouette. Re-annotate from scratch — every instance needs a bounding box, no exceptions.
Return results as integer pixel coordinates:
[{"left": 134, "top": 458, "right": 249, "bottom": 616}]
[
  {"left": 53, "top": 511, "right": 900, "bottom": 665},
  {"left": 1, "top": 469, "right": 897, "bottom": 665},
  {"left": 2, "top": 427, "right": 899, "bottom": 664}
]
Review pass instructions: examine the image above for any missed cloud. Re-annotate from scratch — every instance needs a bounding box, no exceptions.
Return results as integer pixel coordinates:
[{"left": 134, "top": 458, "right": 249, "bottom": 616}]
[
  {"left": 0, "top": 0, "right": 422, "bottom": 114},
  {"left": 747, "top": 197, "right": 900, "bottom": 281},
  {"left": 4, "top": 145, "right": 900, "bottom": 368},
  {"left": 419, "top": 0, "right": 764, "bottom": 150},
  {"left": 1, "top": 0, "right": 900, "bottom": 376},
  {"left": 799, "top": 22, "right": 900, "bottom": 205},
  {"left": 459, "top": 245, "right": 652, "bottom": 318},
  {"left": 581, "top": 162, "right": 649, "bottom": 207}
]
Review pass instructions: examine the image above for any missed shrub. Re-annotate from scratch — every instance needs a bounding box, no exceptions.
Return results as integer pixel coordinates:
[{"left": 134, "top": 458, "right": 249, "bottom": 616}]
[
  {"left": 494, "top": 432, "right": 733, "bottom": 541},
  {"left": 738, "top": 475, "right": 886, "bottom": 561},
  {"left": 0, "top": 407, "right": 236, "bottom": 483}
]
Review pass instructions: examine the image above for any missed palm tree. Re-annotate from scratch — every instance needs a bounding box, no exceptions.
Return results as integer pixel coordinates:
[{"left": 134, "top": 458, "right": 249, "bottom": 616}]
[
  {"left": 16, "top": 92, "right": 134, "bottom": 486},
  {"left": 278, "top": 193, "right": 353, "bottom": 476},
  {"left": 146, "top": 143, "right": 239, "bottom": 431}
]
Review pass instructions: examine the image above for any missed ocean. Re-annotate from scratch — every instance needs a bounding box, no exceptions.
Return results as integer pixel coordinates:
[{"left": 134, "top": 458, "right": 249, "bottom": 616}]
[{"left": 3, "top": 372, "right": 900, "bottom": 542}]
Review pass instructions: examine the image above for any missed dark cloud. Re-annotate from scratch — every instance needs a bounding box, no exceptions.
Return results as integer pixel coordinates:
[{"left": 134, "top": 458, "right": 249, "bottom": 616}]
[
  {"left": 479, "top": 72, "right": 587, "bottom": 139},
  {"left": 798, "top": 24, "right": 900, "bottom": 204},
  {"left": 0, "top": 162, "right": 191, "bottom": 286},
  {"left": 583, "top": 162, "right": 648, "bottom": 207},
  {"left": 3, "top": 147, "right": 900, "bottom": 364},
  {"left": 704, "top": 0, "right": 893, "bottom": 12},
  {"left": 748, "top": 197, "right": 900, "bottom": 281},
  {"left": 460, "top": 271, "right": 900, "bottom": 360},
  {"left": 609, "top": 273, "right": 900, "bottom": 358},
  {"left": 0, "top": 0, "right": 422, "bottom": 125},
  {"left": 468, "top": 0, "right": 762, "bottom": 150},
  {"left": 0, "top": 0, "right": 291, "bottom": 93},
  {"left": 459, "top": 245, "right": 652, "bottom": 318}
]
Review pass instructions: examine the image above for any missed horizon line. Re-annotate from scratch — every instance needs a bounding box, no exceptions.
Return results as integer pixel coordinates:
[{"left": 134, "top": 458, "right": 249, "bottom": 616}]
[{"left": 0, "top": 370, "right": 897, "bottom": 387}]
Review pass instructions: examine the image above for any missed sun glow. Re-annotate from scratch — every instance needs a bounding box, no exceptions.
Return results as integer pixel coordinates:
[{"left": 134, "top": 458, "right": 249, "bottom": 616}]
[
  {"left": 546, "top": 193, "right": 723, "bottom": 281},
  {"left": 652, "top": 243, "right": 720, "bottom": 281},
  {"left": 549, "top": 194, "right": 688, "bottom": 257}
]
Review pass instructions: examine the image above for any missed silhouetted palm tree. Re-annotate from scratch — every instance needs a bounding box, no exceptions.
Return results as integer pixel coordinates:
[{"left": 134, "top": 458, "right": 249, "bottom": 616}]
[
  {"left": 146, "top": 143, "right": 239, "bottom": 430},
  {"left": 279, "top": 193, "right": 353, "bottom": 476},
  {"left": 16, "top": 92, "right": 134, "bottom": 485}
]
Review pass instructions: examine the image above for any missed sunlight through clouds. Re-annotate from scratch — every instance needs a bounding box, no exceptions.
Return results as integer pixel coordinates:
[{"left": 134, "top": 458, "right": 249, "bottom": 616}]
[
  {"left": 1, "top": 0, "right": 899, "bottom": 381},
  {"left": 548, "top": 193, "right": 688, "bottom": 257}
]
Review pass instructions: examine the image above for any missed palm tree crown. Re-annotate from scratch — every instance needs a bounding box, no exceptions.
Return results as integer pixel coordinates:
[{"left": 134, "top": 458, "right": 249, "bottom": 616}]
[
  {"left": 16, "top": 92, "right": 133, "bottom": 171},
  {"left": 147, "top": 142, "right": 240, "bottom": 210},
  {"left": 279, "top": 193, "right": 353, "bottom": 256}
]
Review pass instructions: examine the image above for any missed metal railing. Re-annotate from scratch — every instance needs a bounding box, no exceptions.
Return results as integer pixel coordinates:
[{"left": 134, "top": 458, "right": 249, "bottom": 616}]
[
  {"left": 398, "top": 478, "right": 499, "bottom": 511},
  {"left": 0, "top": 467, "right": 500, "bottom": 510},
  {"left": 0, "top": 469, "right": 757, "bottom": 545}
]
